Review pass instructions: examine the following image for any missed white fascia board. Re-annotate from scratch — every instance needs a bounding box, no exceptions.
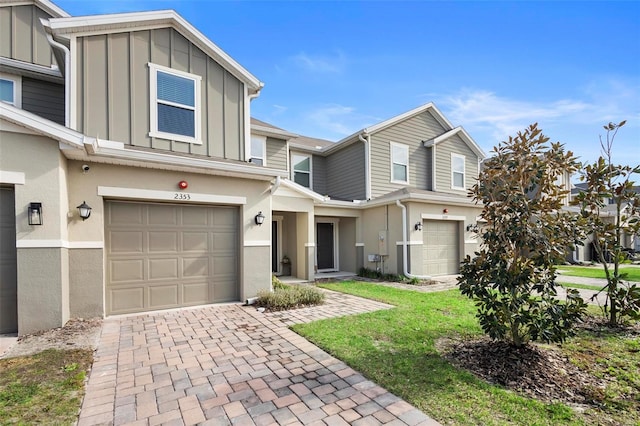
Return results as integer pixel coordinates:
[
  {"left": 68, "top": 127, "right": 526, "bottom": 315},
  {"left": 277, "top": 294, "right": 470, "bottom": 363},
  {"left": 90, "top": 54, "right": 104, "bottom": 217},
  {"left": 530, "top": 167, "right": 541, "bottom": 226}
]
[
  {"left": 424, "top": 126, "right": 486, "bottom": 160},
  {"left": 251, "top": 124, "right": 298, "bottom": 140},
  {"left": 363, "top": 191, "right": 479, "bottom": 209},
  {"left": 278, "top": 179, "right": 328, "bottom": 203},
  {"left": 0, "top": 103, "right": 85, "bottom": 148},
  {"left": 79, "top": 138, "right": 287, "bottom": 180},
  {"left": 0, "top": 57, "right": 63, "bottom": 81},
  {"left": 5, "top": 1, "right": 71, "bottom": 18},
  {"left": 47, "top": 11, "right": 263, "bottom": 91}
]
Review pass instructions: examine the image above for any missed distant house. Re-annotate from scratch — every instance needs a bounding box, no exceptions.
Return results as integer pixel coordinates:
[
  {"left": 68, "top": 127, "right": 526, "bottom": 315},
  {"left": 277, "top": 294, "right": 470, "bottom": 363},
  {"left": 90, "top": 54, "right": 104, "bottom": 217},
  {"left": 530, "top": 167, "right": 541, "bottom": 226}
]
[{"left": 0, "top": 0, "right": 485, "bottom": 335}]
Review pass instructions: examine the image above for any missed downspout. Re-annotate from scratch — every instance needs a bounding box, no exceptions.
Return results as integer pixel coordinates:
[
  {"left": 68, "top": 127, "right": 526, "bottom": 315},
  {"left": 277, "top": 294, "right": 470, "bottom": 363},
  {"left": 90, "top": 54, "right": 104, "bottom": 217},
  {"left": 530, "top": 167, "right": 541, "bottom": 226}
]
[
  {"left": 358, "top": 131, "right": 372, "bottom": 200},
  {"left": 271, "top": 175, "right": 281, "bottom": 193},
  {"left": 44, "top": 31, "right": 70, "bottom": 127},
  {"left": 396, "top": 200, "right": 432, "bottom": 280}
]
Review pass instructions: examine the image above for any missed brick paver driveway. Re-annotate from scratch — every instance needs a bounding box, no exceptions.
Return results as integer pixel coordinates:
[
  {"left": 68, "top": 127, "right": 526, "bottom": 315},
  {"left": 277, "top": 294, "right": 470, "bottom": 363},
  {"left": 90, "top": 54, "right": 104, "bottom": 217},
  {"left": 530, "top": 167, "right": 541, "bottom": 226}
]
[{"left": 78, "top": 290, "right": 440, "bottom": 425}]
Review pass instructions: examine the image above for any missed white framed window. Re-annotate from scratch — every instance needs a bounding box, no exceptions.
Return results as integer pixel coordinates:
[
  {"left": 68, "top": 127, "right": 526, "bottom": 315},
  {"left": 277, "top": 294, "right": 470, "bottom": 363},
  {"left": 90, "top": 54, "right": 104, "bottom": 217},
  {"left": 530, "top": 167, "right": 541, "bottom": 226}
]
[
  {"left": 250, "top": 135, "right": 266, "bottom": 166},
  {"left": 148, "top": 63, "right": 202, "bottom": 144},
  {"left": 292, "top": 154, "right": 312, "bottom": 188},
  {"left": 0, "top": 73, "right": 21, "bottom": 108},
  {"left": 390, "top": 142, "right": 409, "bottom": 184},
  {"left": 451, "top": 153, "right": 466, "bottom": 190}
]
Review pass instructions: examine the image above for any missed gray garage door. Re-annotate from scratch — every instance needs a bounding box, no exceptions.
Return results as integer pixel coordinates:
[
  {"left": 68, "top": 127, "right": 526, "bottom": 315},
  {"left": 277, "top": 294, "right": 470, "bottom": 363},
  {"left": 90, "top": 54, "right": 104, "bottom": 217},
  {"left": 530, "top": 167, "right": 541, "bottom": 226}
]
[
  {"left": 105, "top": 201, "right": 238, "bottom": 315},
  {"left": 423, "top": 220, "right": 459, "bottom": 276},
  {"left": 0, "top": 187, "right": 18, "bottom": 333}
]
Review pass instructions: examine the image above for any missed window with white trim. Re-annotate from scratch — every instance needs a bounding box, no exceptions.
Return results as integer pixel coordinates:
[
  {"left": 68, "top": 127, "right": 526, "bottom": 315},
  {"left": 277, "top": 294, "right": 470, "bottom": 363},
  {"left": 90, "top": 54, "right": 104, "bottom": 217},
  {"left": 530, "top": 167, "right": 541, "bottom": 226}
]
[
  {"left": 390, "top": 142, "right": 409, "bottom": 183},
  {"left": 0, "top": 74, "right": 21, "bottom": 108},
  {"left": 451, "top": 153, "right": 466, "bottom": 190},
  {"left": 250, "top": 135, "right": 266, "bottom": 166},
  {"left": 149, "top": 63, "right": 201, "bottom": 144},
  {"left": 292, "top": 154, "right": 312, "bottom": 188}
]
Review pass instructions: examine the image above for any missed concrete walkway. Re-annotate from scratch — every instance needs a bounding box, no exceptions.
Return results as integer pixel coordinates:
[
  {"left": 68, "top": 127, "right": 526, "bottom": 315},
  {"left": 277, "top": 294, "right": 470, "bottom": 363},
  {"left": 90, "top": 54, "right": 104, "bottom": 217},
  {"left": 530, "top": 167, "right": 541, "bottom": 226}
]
[{"left": 78, "top": 290, "right": 440, "bottom": 426}]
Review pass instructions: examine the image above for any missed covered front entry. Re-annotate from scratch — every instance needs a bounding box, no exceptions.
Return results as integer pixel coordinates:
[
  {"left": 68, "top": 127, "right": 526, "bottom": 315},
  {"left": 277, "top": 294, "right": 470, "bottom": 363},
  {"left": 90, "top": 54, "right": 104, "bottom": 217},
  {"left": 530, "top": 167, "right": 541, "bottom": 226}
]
[
  {"left": 105, "top": 200, "right": 239, "bottom": 315},
  {"left": 0, "top": 186, "right": 17, "bottom": 333},
  {"left": 423, "top": 220, "right": 459, "bottom": 276}
]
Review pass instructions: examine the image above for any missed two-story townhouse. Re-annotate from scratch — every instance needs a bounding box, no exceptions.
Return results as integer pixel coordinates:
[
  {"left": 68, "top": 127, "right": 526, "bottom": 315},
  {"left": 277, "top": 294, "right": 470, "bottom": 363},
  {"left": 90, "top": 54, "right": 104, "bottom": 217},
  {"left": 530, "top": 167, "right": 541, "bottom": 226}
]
[
  {"left": 1, "top": 0, "right": 487, "bottom": 336},
  {"left": 0, "top": 0, "right": 288, "bottom": 335},
  {"left": 260, "top": 103, "right": 486, "bottom": 281}
]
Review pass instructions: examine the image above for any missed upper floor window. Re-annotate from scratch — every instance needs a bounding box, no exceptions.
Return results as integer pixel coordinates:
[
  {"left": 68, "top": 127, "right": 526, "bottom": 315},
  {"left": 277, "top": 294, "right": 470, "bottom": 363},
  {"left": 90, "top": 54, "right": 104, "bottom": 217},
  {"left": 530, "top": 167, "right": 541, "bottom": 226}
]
[
  {"left": 250, "top": 136, "right": 266, "bottom": 166},
  {"left": 148, "top": 63, "right": 201, "bottom": 144},
  {"left": 390, "top": 142, "right": 409, "bottom": 183},
  {"left": 292, "top": 154, "right": 312, "bottom": 188},
  {"left": 451, "top": 153, "right": 466, "bottom": 190},
  {"left": 0, "top": 74, "right": 21, "bottom": 108}
]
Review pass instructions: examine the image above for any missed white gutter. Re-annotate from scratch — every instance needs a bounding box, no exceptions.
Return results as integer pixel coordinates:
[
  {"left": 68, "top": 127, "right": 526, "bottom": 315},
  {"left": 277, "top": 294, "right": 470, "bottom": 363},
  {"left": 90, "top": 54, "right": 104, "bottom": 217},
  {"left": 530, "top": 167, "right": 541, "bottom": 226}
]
[
  {"left": 271, "top": 176, "right": 281, "bottom": 193},
  {"left": 43, "top": 29, "right": 70, "bottom": 127},
  {"left": 396, "top": 200, "right": 432, "bottom": 280},
  {"left": 358, "top": 132, "right": 372, "bottom": 200}
]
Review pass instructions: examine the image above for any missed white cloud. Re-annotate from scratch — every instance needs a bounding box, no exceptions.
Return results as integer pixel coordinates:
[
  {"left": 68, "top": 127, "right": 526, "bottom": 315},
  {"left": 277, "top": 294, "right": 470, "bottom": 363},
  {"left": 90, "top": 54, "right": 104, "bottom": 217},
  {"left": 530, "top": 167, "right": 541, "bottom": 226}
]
[
  {"left": 271, "top": 104, "right": 288, "bottom": 116},
  {"left": 291, "top": 51, "right": 347, "bottom": 73}
]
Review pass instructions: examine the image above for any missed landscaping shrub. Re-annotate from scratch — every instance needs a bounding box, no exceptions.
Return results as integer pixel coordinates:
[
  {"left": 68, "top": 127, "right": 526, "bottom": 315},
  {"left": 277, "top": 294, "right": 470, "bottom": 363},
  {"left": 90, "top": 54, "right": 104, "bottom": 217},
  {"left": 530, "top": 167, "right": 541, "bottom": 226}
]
[{"left": 257, "top": 282, "right": 325, "bottom": 311}]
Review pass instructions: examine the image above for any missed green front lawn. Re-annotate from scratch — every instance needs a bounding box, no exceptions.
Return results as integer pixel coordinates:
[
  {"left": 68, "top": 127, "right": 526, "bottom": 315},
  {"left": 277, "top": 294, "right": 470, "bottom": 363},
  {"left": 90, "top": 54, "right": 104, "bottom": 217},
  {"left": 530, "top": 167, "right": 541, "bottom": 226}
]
[
  {"left": 292, "top": 282, "right": 639, "bottom": 426},
  {"left": 0, "top": 349, "right": 93, "bottom": 424},
  {"left": 558, "top": 265, "right": 640, "bottom": 282}
]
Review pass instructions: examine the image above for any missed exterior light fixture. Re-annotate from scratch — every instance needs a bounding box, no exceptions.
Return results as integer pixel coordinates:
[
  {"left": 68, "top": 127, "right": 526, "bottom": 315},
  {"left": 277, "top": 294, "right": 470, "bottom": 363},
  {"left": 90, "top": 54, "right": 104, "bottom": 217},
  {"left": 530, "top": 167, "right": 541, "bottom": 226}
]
[
  {"left": 178, "top": 180, "right": 188, "bottom": 189},
  {"left": 443, "top": 208, "right": 449, "bottom": 214},
  {"left": 77, "top": 201, "right": 92, "bottom": 221},
  {"left": 414, "top": 221, "right": 423, "bottom": 231},
  {"left": 28, "top": 202, "right": 43, "bottom": 225},
  {"left": 466, "top": 223, "right": 478, "bottom": 232},
  {"left": 255, "top": 211, "right": 265, "bottom": 226}
]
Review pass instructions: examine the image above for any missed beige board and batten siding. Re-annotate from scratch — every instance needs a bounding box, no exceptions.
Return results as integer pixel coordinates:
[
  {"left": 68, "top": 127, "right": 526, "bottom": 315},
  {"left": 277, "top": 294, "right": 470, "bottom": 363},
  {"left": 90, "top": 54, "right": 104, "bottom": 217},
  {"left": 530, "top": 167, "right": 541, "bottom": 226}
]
[
  {"left": 105, "top": 201, "right": 239, "bottom": 315},
  {"left": 370, "top": 111, "right": 443, "bottom": 198},
  {"left": 74, "top": 28, "right": 245, "bottom": 160},
  {"left": 434, "top": 134, "right": 478, "bottom": 196},
  {"left": 0, "top": 4, "right": 54, "bottom": 67},
  {"left": 266, "top": 137, "right": 287, "bottom": 170},
  {"left": 326, "top": 142, "right": 365, "bottom": 201}
]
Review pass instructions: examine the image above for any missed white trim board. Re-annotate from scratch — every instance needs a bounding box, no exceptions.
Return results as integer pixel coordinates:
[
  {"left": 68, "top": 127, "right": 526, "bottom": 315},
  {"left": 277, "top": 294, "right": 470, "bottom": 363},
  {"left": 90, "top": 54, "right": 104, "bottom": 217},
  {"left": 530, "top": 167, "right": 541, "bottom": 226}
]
[
  {"left": 16, "top": 240, "right": 104, "bottom": 249},
  {"left": 243, "top": 240, "right": 270, "bottom": 247},
  {"left": 0, "top": 170, "right": 25, "bottom": 185},
  {"left": 421, "top": 213, "right": 466, "bottom": 221},
  {"left": 97, "top": 186, "right": 247, "bottom": 205},
  {"left": 396, "top": 241, "right": 424, "bottom": 246}
]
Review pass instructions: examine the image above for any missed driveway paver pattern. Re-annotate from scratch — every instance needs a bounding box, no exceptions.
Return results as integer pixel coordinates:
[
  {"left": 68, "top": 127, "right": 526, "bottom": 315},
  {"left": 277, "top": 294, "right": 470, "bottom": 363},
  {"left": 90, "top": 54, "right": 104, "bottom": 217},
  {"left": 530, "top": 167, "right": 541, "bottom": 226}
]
[{"left": 78, "top": 289, "right": 440, "bottom": 425}]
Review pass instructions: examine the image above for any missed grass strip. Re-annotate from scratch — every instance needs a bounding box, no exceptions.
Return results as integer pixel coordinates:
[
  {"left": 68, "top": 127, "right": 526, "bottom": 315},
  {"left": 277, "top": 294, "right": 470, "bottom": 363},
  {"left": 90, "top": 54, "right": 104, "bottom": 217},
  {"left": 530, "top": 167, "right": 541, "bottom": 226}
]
[{"left": 558, "top": 266, "right": 640, "bottom": 282}]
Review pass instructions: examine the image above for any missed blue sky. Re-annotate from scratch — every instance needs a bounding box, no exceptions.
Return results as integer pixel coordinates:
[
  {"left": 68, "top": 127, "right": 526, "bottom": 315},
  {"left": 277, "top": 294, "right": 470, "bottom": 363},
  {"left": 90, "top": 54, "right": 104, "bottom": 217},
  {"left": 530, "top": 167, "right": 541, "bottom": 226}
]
[{"left": 55, "top": 0, "right": 639, "bottom": 167}]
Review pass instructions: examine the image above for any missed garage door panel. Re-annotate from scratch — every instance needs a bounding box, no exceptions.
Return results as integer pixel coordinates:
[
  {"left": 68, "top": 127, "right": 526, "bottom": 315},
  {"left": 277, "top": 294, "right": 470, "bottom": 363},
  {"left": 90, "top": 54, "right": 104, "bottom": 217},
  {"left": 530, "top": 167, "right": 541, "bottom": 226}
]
[
  {"left": 110, "top": 231, "right": 143, "bottom": 253},
  {"left": 183, "top": 257, "right": 209, "bottom": 277},
  {"left": 110, "top": 287, "right": 144, "bottom": 312},
  {"left": 423, "top": 220, "right": 459, "bottom": 276},
  {"left": 183, "top": 232, "right": 208, "bottom": 251},
  {"left": 149, "top": 258, "right": 178, "bottom": 280},
  {"left": 183, "top": 282, "right": 209, "bottom": 304},
  {"left": 149, "top": 231, "right": 178, "bottom": 252},
  {"left": 182, "top": 207, "right": 209, "bottom": 226},
  {"left": 110, "top": 259, "right": 144, "bottom": 282},
  {"left": 109, "top": 202, "right": 143, "bottom": 225},
  {"left": 106, "top": 201, "right": 239, "bottom": 315},
  {"left": 149, "top": 284, "right": 178, "bottom": 308},
  {"left": 148, "top": 205, "right": 177, "bottom": 225}
]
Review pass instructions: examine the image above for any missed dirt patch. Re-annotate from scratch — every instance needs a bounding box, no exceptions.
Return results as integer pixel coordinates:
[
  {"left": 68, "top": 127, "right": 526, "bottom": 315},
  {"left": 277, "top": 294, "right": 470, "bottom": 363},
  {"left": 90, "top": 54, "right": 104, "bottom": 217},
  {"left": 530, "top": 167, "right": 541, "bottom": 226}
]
[
  {"left": 1, "top": 318, "right": 102, "bottom": 359},
  {"left": 436, "top": 336, "right": 608, "bottom": 408}
]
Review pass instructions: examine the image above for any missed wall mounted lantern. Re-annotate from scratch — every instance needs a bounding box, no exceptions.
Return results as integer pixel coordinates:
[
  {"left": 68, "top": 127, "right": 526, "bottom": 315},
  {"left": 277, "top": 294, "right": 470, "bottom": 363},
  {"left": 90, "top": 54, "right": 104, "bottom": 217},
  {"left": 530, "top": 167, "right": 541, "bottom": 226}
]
[
  {"left": 255, "top": 211, "right": 265, "bottom": 226},
  {"left": 466, "top": 223, "right": 478, "bottom": 232},
  {"left": 77, "top": 201, "right": 92, "bottom": 221},
  {"left": 414, "top": 221, "right": 423, "bottom": 231},
  {"left": 28, "top": 202, "right": 43, "bottom": 225}
]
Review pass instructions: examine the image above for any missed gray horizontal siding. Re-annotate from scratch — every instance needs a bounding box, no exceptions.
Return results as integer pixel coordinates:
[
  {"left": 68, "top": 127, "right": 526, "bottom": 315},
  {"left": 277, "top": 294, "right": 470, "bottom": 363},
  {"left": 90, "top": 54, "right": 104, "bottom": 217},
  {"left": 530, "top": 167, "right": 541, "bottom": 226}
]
[
  {"left": 266, "top": 137, "right": 287, "bottom": 170},
  {"left": 75, "top": 28, "right": 245, "bottom": 160},
  {"left": 370, "top": 111, "right": 443, "bottom": 198},
  {"left": 0, "top": 4, "right": 54, "bottom": 67},
  {"left": 326, "top": 142, "right": 365, "bottom": 201},
  {"left": 434, "top": 134, "right": 478, "bottom": 195},
  {"left": 21, "top": 77, "right": 64, "bottom": 125},
  {"left": 313, "top": 156, "right": 327, "bottom": 195}
]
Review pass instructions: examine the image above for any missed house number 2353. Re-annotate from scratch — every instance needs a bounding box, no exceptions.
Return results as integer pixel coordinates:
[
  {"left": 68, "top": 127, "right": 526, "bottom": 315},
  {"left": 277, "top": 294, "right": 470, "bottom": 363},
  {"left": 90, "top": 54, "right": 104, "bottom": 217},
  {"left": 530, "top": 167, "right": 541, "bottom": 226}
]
[{"left": 174, "top": 193, "right": 191, "bottom": 200}]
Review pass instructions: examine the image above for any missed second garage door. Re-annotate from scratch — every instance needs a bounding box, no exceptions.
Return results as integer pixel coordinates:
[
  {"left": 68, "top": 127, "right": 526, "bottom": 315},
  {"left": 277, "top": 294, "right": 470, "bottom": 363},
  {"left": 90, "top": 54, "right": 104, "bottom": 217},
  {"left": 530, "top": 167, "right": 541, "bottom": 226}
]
[
  {"left": 105, "top": 201, "right": 238, "bottom": 315},
  {"left": 423, "top": 220, "right": 459, "bottom": 276}
]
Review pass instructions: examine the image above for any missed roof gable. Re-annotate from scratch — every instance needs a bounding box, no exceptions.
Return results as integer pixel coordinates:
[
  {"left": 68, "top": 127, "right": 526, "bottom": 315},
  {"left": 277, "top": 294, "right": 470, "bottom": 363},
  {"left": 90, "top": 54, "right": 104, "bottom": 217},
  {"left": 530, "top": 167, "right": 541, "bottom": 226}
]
[
  {"left": 423, "top": 126, "right": 486, "bottom": 159},
  {"left": 45, "top": 10, "right": 262, "bottom": 92}
]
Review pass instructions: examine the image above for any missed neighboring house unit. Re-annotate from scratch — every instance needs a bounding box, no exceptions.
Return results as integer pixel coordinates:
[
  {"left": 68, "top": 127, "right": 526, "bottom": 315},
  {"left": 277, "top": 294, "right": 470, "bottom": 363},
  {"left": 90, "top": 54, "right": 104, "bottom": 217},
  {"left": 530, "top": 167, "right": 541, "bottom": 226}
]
[{"left": 0, "top": 0, "right": 485, "bottom": 335}]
